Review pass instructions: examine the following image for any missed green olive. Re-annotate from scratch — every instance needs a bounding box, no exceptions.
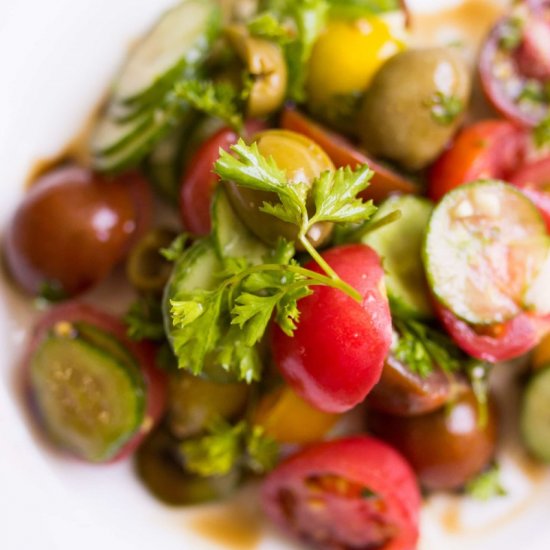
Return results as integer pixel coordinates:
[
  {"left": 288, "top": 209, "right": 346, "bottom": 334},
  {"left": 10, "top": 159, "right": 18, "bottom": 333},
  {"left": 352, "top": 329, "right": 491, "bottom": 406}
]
[
  {"left": 167, "top": 371, "right": 250, "bottom": 439},
  {"left": 135, "top": 427, "right": 240, "bottom": 506},
  {"left": 358, "top": 47, "right": 471, "bottom": 171},
  {"left": 225, "top": 129, "right": 335, "bottom": 247},
  {"left": 126, "top": 228, "right": 177, "bottom": 293},
  {"left": 226, "top": 24, "right": 287, "bottom": 118}
]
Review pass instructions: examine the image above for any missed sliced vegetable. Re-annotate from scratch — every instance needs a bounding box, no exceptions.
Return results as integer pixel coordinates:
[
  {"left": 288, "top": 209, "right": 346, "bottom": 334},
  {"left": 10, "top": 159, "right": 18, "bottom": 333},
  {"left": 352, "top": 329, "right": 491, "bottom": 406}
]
[
  {"left": 479, "top": 1, "right": 550, "bottom": 127},
  {"left": 112, "top": 0, "right": 221, "bottom": 106},
  {"left": 262, "top": 436, "right": 421, "bottom": 549},
  {"left": 368, "top": 388, "right": 498, "bottom": 491},
  {"left": 532, "top": 332, "right": 550, "bottom": 370},
  {"left": 363, "top": 195, "right": 433, "bottom": 319},
  {"left": 428, "top": 120, "right": 527, "bottom": 202},
  {"left": 423, "top": 180, "right": 549, "bottom": 325},
  {"left": 272, "top": 244, "right": 392, "bottom": 413},
  {"left": 521, "top": 365, "right": 550, "bottom": 462},
  {"left": 254, "top": 384, "right": 340, "bottom": 444},
  {"left": 4, "top": 167, "right": 152, "bottom": 298},
  {"left": 25, "top": 303, "right": 167, "bottom": 462},
  {"left": 280, "top": 105, "right": 418, "bottom": 201}
]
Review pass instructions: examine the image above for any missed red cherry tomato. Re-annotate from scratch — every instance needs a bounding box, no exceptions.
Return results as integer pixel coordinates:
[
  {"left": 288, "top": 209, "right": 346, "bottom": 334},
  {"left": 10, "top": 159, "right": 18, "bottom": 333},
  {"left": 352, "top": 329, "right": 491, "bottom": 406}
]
[
  {"left": 4, "top": 166, "right": 152, "bottom": 298},
  {"left": 479, "top": 2, "right": 550, "bottom": 127},
  {"left": 23, "top": 302, "right": 168, "bottom": 462},
  {"left": 179, "top": 120, "right": 266, "bottom": 235},
  {"left": 280, "top": 106, "right": 417, "bottom": 202},
  {"left": 428, "top": 120, "right": 526, "bottom": 202},
  {"left": 262, "top": 436, "right": 421, "bottom": 550},
  {"left": 510, "top": 156, "right": 550, "bottom": 231},
  {"left": 435, "top": 301, "right": 550, "bottom": 363},
  {"left": 272, "top": 245, "right": 392, "bottom": 413}
]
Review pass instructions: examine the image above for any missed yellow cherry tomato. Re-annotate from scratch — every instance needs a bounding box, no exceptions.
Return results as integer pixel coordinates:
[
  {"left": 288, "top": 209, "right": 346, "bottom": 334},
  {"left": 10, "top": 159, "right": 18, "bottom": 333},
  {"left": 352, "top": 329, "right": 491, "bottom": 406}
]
[
  {"left": 254, "top": 385, "right": 340, "bottom": 444},
  {"left": 532, "top": 333, "right": 550, "bottom": 370},
  {"left": 306, "top": 17, "right": 403, "bottom": 123}
]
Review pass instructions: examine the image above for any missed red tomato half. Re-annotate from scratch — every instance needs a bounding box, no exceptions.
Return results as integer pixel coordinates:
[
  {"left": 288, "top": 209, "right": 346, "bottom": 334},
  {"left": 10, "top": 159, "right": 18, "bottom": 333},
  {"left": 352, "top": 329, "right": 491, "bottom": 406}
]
[
  {"left": 428, "top": 120, "right": 526, "bottom": 202},
  {"left": 262, "top": 436, "right": 421, "bottom": 550},
  {"left": 435, "top": 301, "right": 550, "bottom": 363},
  {"left": 510, "top": 156, "right": 550, "bottom": 231},
  {"left": 280, "top": 106, "right": 417, "bottom": 202},
  {"left": 272, "top": 245, "right": 392, "bottom": 413},
  {"left": 24, "top": 302, "right": 168, "bottom": 462},
  {"left": 179, "top": 120, "right": 266, "bottom": 235}
]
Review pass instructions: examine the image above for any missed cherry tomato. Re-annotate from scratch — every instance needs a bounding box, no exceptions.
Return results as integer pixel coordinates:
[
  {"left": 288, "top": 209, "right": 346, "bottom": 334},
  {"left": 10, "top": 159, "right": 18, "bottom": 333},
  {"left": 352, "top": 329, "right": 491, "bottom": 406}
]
[
  {"left": 428, "top": 120, "right": 526, "bottom": 202},
  {"left": 367, "top": 353, "right": 452, "bottom": 416},
  {"left": 532, "top": 331, "right": 550, "bottom": 370},
  {"left": 4, "top": 166, "right": 152, "bottom": 298},
  {"left": 435, "top": 301, "right": 550, "bottom": 363},
  {"left": 368, "top": 388, "right": 498, "bottom": 491},
  {"left": 280, "top": 106, "right": 417, "bottom": 202},
  {"left": 179, "top": 120, "right": 265, "bottom": 235},
  {"left": 271, "top": 244, "right": 392, "bottom": 413},
  {"left": 510, "top": 156, "right": 550, "bottom": 231},
  {"left": 262, "top": 436, "right": 421, "bottom": 550},
  {"left": 479, "top": 2, "right": 550, "bottom": 127},
  {"left": 23, "top": 302, "right": 167, "bottom": 462}
]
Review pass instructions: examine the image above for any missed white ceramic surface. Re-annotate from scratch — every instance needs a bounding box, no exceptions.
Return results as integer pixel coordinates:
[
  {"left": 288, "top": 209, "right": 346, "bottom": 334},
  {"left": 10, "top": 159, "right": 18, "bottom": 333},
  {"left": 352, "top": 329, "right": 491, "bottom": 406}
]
[{"left": 1, "top": 1, "right": 550, "bottom": 549}]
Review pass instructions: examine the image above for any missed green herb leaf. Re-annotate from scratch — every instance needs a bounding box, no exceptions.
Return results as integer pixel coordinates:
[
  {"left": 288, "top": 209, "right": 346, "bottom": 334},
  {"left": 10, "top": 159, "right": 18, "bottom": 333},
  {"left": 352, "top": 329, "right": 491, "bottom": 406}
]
[
  {"left": 174, "top": 80, "right": 243, "bottom": 132},
  {"left": 392, "top": 316, "right": 463, "bottom": 377},
  {"left": 248, "top": 12, "right": 294, "bottom": 44},
  {"left": 425, "top": 92, "right": 464, "bottom": 125},
  {"left": 125, "top": 296, "right": 166, "bottom": 341},
  {"left": 327, "top": 0, "right": 400, "bottom": 18},
  {"left": 179, "top": 418, "right": 279, "bottom": 477},
  {"left": 499, "top": 16, "right": 523, "bottom": 51},
  {"left": 534, "top": 115, "right": 550, "bottom": 149},
  {"left": 465, "top": 463, "right": 507, "bottom": 501},
  {"left": 161, "top": 233, "right": 190, "bottom": 261}
]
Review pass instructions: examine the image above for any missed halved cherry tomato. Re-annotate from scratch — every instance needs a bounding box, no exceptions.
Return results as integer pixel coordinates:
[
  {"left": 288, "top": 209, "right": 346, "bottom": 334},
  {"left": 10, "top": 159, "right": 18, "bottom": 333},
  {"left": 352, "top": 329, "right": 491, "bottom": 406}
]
[
  {"left": 428, "top": 120, "right": 526, "bottom": 202},
  {"left": 4, "top": 167, "right": 152, "bottom": 298},
  {"left": 179, "top": 120, "right": 265, "bottom": 235},
  {"left": 532, "top": 331, "right": 550, "bottom": 370},
  {"left": 479, "top": 2, "right": 550, "bottom": 127},
  {"left": 368, "top": 388, "right": 498, "bottom": 491},
  {"left": 280, "top": 106, "right": 417, "bottom": 202},
  {"left": 262, "top": 436, "right": 420, "bottom": 550},
  {"left": 271, "top": 244, "right": 392, "bottom": 413},
  {"left": 435, "top": 301, "right": 550, "bottom": 363},
  {"left": 510, "top": 156, "right": 550, "bottom": 231},
  {"left": 23, "top": 302, "right": 167, "bottom": 462}
]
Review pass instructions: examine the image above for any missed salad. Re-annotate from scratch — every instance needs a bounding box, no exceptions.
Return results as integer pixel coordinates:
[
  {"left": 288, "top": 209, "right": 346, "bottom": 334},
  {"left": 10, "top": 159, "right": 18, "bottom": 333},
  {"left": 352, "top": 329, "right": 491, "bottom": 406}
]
[{"left": 3, "top": 0, "right": 550, "bottom": 548}]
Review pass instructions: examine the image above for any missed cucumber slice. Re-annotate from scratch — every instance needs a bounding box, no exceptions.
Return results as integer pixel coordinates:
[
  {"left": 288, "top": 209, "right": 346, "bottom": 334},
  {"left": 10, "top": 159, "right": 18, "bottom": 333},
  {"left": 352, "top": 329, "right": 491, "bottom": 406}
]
[
  {"left": 423, "top": 180, "right": 549, "bottom": 325},
  {"left": 521, "top": 366, "right": 550, "bottom": 462},
  {"left": 113, "top": 0, "right": 221, "bottom": 106},
  {"left": 362, "top": 195, "right": 433, "bottom": 319},
  {"left": 30, "top": 335, "right": 145, "bottom": 462},
  {"left": 212, "top": 187, "right": 269, "bottom": 263}
]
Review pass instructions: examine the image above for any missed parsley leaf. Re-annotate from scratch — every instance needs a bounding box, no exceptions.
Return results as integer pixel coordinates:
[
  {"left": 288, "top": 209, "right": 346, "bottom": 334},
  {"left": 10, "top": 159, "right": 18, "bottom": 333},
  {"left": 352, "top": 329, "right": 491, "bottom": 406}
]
[
  {"left": 465, "top": 463, "right": 507, "bottom": 501},
  {"left": 125, "top": 296, "right": 166, "bottom": 341},
  {"left": 247, "top": 12, "right": 294, "bottom": 44},
  {"left": 160, "top": 233, "right": 190, "bottom": 261},
  {"left": 534, "top": 115, "right": 550, "bottom": 149},
  {"left": 392, "top": 316, "right": 463, "bottom": 377},
  {"left": 498, "top": 16, "right": 523, "bottom": 51},
  {"left": 179, "top": 418, "right": 279, "bottom": 477},
  {"left": 425, "top": 92, "right": 464, "bottom": 125},
  {"left": 174, "top": 80, "right": 243, "bottom": 132},
  {"left": 327, "top": 0, "right": 400, "bottom": 18}
]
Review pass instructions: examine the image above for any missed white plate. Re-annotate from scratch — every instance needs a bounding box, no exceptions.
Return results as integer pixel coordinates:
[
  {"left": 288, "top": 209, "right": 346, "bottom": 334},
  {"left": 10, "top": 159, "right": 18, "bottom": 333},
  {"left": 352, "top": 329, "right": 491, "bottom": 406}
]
[{"left": 1, "top": 1, "right": 549, "bottom": 549}]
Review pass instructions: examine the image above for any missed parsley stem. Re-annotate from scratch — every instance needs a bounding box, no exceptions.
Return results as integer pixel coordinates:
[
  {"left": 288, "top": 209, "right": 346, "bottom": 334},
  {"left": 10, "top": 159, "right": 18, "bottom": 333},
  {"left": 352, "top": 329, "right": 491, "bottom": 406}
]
[{"left": 298, "top": 234, "right": 339, "bottom": 280}]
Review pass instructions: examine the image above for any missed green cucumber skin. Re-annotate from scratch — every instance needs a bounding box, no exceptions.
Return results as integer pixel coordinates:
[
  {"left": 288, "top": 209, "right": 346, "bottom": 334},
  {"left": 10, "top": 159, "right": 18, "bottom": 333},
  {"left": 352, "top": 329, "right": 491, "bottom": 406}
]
[
  {"left": 363, "top": 194, "right": 434, "bottom": 319},
  {"left": 211, "top": 187, "right": 269, "bottom": 264},
  {"left": 521, "top": 366, "right": 550, "bottom": 463},
  {"left": 30, "top": 335, "right": 145, "bottom": 462}
]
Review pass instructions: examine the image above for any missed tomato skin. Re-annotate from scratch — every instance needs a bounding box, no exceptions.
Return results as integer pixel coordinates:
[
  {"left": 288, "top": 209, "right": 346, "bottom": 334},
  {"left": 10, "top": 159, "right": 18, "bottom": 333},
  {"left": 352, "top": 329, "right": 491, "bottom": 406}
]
[
  {"left": 179, "top": 120, "right": 266, "bottom": 235},
  {"left": 272, "top": 245, "right": 392, "bottom": 413},
  {"left": 280, "top": 106, "right": 417, "bottom": 202},
  {"left": 428, "top": 120, "right": 526, "bottom": 202},
  {"left": 435, "top": 301, "right": 550, "bottom": 363},
  {"left": 24, "top": 302, "right": 168, "bottom": 462},
  {"left": 262, "top": 436, "right": 420, "bottom": 550},
  {"left": 4, "top": 166, "right": 152, "bottom": 298},
  {"left": 510, "top": 157, "right": 550, "bottom": 232}
]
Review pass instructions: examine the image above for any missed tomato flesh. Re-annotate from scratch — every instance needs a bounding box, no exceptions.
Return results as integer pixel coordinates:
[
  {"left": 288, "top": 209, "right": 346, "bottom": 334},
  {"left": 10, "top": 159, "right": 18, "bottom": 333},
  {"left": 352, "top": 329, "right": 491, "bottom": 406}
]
[
  {"left": 272, "top": 244, "right": 392, "bottom": 413},
  {"left": 262, "top": 437, "right": 420, "bottom": 550}
]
